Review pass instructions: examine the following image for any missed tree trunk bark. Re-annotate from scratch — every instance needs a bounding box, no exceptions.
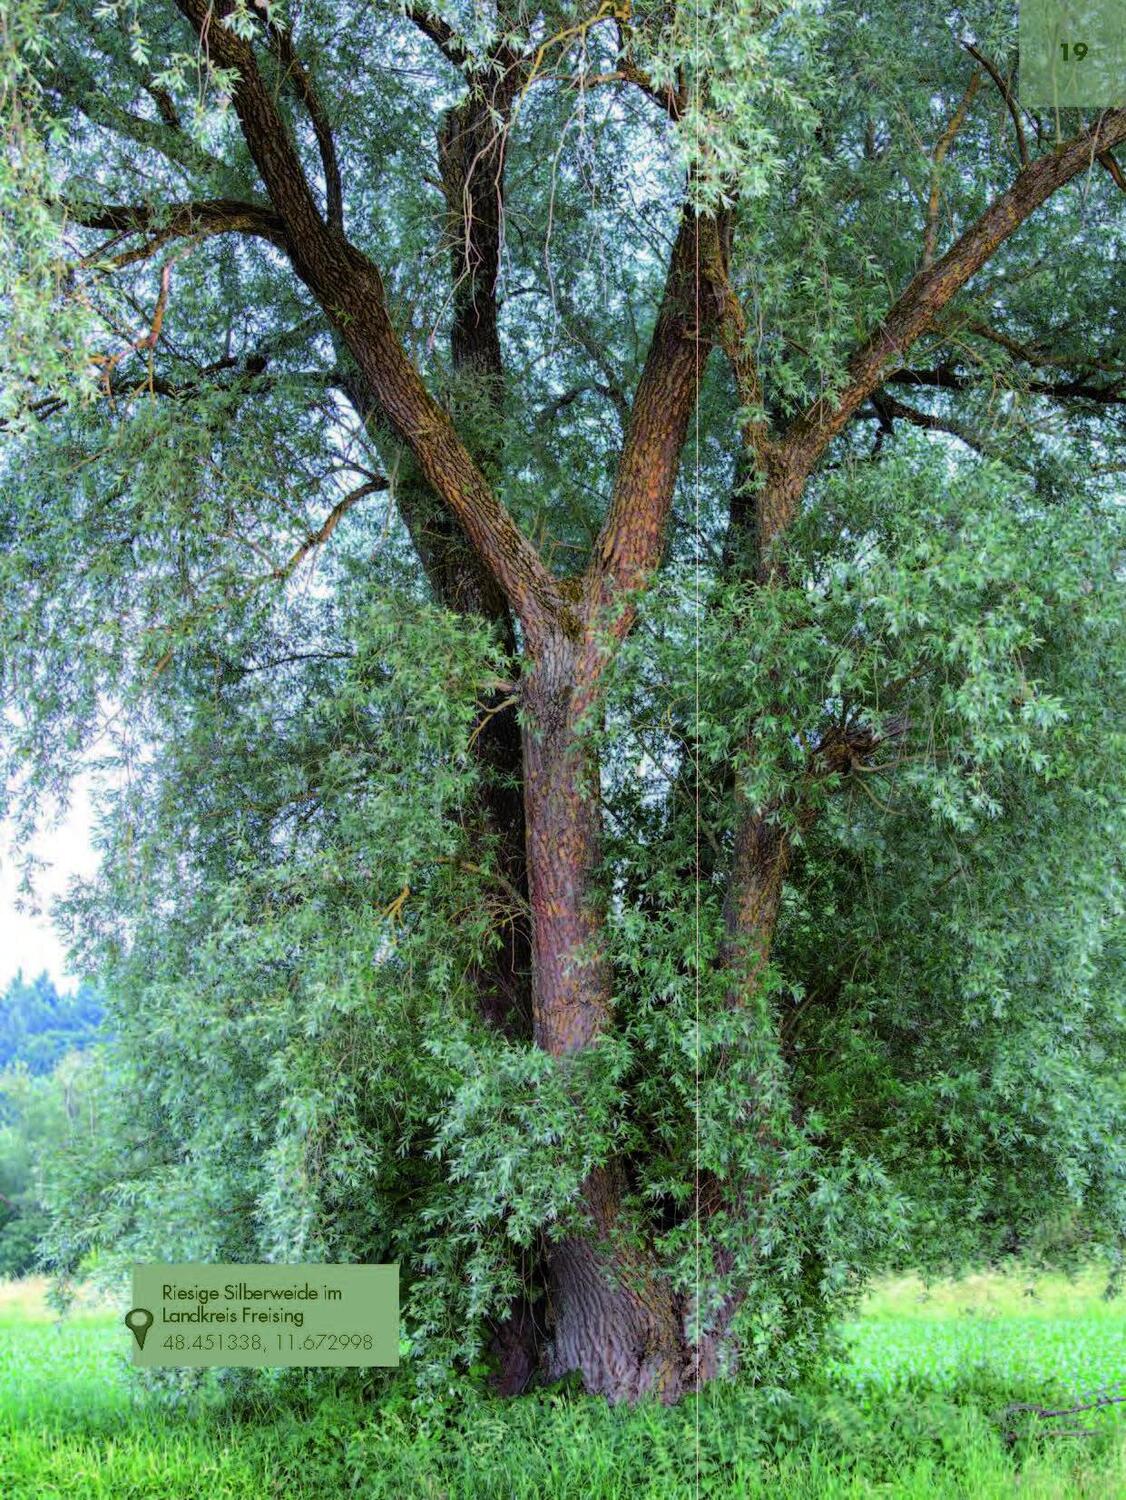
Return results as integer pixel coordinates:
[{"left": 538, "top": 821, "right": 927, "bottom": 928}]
[
  {"left": 720, "top": 802, "right": 790, "bottom": 992},
  {"left": 541, "top": 1163, "right": 691, "bottom": 1403},
  {"left": 521, "top": 634, "right": 693, "bottom": 1401},
  {"left": 523, "top": 636, "right": 609, "bottom": 1057}
]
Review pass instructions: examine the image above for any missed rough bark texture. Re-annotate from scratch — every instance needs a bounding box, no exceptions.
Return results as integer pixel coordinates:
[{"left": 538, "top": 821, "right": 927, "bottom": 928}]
[
  {"left": 522, "top": 639, "right": 609, "bottom": 1057},
  {"left": 587, "top": 208, "right": 728, "bottom": 634},
  {"left": 542, "top": 1165, "right": 691, "bottom": 1403},
  {"left": 721, "top": 805, "right": 790, "bottom": 987},
  {"left": 521, "top": 641, "right": 694, "bottom": 1400}
]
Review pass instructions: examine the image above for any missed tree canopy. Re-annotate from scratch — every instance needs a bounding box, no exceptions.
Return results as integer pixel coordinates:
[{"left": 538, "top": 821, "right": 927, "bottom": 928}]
[{"left": 0, "top": 0, "right": 1123, "bottom": 1403}]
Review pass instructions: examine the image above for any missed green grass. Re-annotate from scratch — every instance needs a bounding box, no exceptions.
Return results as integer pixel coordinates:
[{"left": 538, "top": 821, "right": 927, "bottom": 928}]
[
  {"left": 0, "top": 1270, "right": 1123, "bottom": 1497},
  {"left": 834, "top": 1266, "right": 1126, "bottom": 1402}
]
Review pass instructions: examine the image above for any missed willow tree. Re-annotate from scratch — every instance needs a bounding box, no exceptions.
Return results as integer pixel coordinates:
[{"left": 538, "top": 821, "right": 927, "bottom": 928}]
[{"left": 2, "top": 1, "right": 1124, "bottom": 1404}]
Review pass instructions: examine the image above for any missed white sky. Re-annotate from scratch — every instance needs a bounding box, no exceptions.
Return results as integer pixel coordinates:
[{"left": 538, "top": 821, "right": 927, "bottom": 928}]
[{"left": 0, "top": 779, "right": 98, "bottom": 991}]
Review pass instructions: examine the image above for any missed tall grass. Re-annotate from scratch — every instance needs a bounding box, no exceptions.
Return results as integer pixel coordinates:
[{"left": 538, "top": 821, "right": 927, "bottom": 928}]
[{"left": 1, "top": 1268, "right": 1123, "bottom": 1497}]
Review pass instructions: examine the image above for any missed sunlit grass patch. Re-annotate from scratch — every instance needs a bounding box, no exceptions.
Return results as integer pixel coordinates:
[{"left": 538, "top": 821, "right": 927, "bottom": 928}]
[
  {"left": 0, "top": 1268, "right": 1123, "bottom": 1497},
  {"left": 857, "top": 1264, "right": 1123, "bottom": 1322},
  {"left": 834, "top": 1264, "right": 1126, "bottom": 1404},
  {"left": 0, "top": 1275, "right": 118, "bottom": 1325}
]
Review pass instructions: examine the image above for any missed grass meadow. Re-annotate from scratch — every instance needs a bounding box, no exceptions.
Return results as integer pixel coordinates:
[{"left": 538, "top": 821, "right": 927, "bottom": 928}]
[{"left": 0, "top": 1268, "right": 1123, "bottom": 1497}]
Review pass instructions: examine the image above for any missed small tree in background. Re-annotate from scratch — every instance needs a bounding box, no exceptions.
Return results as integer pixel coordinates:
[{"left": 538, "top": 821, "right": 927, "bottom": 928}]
[{"left": 0, "top": 1047, "right": 111, "bottom": 1278}]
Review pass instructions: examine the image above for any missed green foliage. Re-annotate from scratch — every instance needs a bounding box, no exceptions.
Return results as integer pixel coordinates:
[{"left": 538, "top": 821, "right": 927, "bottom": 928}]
[
  {"left": 0, "top": 0, "right": 109, "bottom": 424},
  {"left": 0, "top": 1048, "right": 110, "bottom": 1276},
  {"left": 25, "top": 436, "right": 1124, "bottom": 1394},
  {"left": 597, "top": 443, "right": 1125, "bottom": 1366}
]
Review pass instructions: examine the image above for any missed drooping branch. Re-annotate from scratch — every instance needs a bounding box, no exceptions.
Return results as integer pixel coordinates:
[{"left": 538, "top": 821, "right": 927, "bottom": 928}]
[
  {"left": 960, "top": 42, "right": 1028, "bottom": 167},
  {"left": 272, "top": 476, "right": 389, "bottom": 582}
]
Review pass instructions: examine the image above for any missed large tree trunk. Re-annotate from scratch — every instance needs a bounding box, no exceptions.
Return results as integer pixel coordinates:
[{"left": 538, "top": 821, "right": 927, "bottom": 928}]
[
  {"left": 521, "top": 634, "right": 694, "bottom": 1401},
  {"left": 518, "top": 455, "right": 798, "bottom": 1395},
  {"left": 540, "top": 1163, "right": 691, "bottom": 1402},
  {"left": 523, "top": 636, "right": 610, "bottom": 1057}
]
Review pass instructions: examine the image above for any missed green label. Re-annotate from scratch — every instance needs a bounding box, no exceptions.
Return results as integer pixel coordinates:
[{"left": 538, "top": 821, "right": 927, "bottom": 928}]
[
  {"left": 1020, "top": 1, "right": 1126, "bottom": 107},
  {"left": 127, "top": 1264, "right": 399, "bottom": 1367}
]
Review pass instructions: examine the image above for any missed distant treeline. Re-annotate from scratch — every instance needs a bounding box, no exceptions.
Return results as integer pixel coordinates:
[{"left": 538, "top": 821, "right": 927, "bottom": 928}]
[{"left": 0, "top": 970, "right": 105, "bottom": 1074}]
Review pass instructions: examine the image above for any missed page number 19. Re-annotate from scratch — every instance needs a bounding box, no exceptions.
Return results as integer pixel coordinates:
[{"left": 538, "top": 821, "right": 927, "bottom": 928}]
[{"left": 1060, "top": 42, "right": 1089, "bottom": 61}]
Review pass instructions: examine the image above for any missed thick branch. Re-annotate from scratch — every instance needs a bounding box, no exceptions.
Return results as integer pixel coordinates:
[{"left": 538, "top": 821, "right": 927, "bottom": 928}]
[
  {"left": 104, "top": 350, "right": 284, "bottom": 400},
  {"left": 612, "top": 17, "right": 687, "bottom": 122},
  {"left": 761, "top": 108, "right": 1126, "bottom": 551},
  {"left": 866, "top": 391, "right": 994, "bottom": 458},
  {"left": 888, "top": 365, "right": 1126, "bottom": 405},
  {"left": 438, "top": 78, "right": 512, "bottom": 384},
  {"left": 403, "top": 4, "right": 472, "bottom": 69},
  {"left": 72, "top": 197, "right": 286, "bottom": 266},
  {"left": 267, "top": 23, "right": 344, "bottom": 230},
  {"left": 586, "top": 206, "right": 727, "bottom": 632},
  {"left": 706, "top": 214, "right": 770, "bottom": 465},
  {"left": 338, "top": 368, "right": 516, "bottom": 630},
  {"left": 173, "top": 0, "right": 563, "bottom": 642},
  {"left": 1098, "top": 149, "right": 1126, "bottom": 192},
  {"left": 173, "top": 0, "right": 331, "bottom": 245},
  {"left": 339, "top": 290, "right": 563, "bottom": 639}
]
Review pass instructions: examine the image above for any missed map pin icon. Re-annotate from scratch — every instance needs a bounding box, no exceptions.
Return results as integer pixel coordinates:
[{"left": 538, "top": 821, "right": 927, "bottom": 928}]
[{"left": 125, "top": 1307, "right": 153, "bottom": 1351}]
